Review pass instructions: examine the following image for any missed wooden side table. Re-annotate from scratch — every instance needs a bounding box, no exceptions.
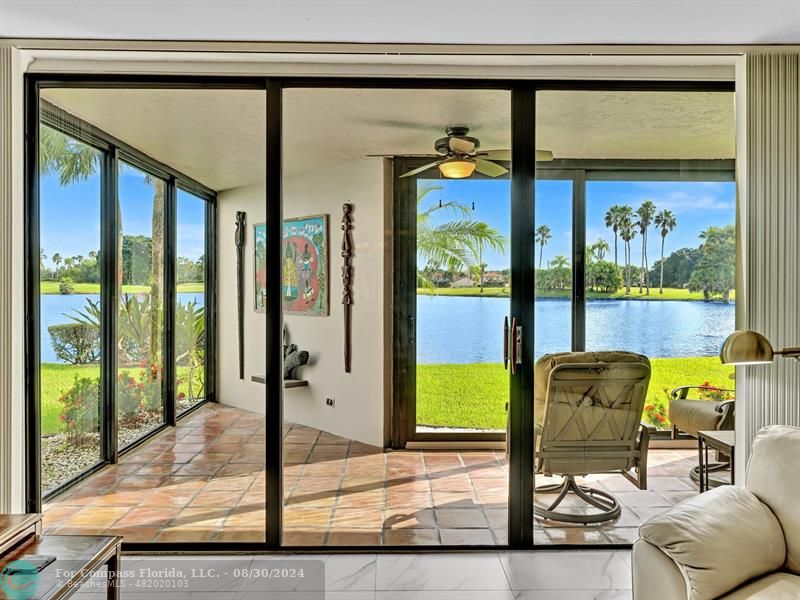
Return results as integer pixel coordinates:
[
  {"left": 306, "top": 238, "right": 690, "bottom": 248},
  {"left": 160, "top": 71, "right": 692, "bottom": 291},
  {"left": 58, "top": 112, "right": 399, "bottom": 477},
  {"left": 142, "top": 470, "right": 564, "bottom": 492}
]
[{"left": 697, "top": 430, "right": 735, "bottom": 493}]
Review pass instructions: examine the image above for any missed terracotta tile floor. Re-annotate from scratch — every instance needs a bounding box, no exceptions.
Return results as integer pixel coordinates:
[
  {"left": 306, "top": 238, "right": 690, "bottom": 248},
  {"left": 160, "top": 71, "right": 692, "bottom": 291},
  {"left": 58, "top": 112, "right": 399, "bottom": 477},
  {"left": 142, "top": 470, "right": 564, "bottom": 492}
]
[{"left": 43, "top": 403, "right": 702, "bottom": 546}]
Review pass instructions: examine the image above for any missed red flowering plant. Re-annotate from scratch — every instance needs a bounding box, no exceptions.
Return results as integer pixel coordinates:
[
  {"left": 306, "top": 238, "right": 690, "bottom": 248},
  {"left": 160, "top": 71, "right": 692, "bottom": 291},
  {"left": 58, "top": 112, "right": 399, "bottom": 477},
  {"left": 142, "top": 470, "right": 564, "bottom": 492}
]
[
  {"left": 643, "top": 396, "right": 670, "bottom": 430},
  {"left": 697, "top": 381, "right": 733, "bottom": 402},
  {"left": 59, "top": 376, "right": 100, "bottom": 446}
]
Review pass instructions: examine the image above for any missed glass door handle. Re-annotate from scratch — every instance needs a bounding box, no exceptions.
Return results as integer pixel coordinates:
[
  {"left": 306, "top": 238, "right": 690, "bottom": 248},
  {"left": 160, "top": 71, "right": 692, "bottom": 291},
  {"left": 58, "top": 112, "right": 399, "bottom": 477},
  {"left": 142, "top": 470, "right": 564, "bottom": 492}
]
[
  {"left": 510, "top": 317, "right": 519, "bottom": 374},
  {"left": 408, "top": 315, "right": 415, "bottom": 345},
  {"left": 503, "top": 316, "right": 509, "bottom": 369}
]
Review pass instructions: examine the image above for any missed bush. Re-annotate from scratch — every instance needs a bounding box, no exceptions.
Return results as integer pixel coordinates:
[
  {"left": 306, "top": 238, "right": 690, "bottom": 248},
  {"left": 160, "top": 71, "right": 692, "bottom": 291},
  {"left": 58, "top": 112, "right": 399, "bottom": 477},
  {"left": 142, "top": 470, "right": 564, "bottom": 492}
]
[
  {"left": 117, "top": 364, "right": 163, "bottom": 425},
  {"left": 58, "top": 276, "right": 75, "bottom": 294},
  {"left": 48, "top": 323, "right": 101, "bottom": 365},
  {"left": 59, "top": 376, "right": 100, "bottom": 446}
]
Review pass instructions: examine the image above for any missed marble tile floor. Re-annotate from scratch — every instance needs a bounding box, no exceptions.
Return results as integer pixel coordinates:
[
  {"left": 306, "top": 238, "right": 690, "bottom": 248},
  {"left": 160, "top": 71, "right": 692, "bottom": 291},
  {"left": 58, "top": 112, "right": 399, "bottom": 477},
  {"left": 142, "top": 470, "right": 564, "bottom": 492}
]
[
  {"left": 44, "top": 403, "right": 700, "bottom": 547},
  {"left": 71, "top": 550, "right": 635, "bottom": 599}
]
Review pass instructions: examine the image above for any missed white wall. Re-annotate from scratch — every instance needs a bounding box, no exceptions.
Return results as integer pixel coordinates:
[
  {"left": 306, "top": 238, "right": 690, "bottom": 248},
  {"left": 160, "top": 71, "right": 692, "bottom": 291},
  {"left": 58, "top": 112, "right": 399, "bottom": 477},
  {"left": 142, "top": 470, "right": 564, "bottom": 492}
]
[{"left": 216, "top": 159, "right": 387, "bottom": 447}]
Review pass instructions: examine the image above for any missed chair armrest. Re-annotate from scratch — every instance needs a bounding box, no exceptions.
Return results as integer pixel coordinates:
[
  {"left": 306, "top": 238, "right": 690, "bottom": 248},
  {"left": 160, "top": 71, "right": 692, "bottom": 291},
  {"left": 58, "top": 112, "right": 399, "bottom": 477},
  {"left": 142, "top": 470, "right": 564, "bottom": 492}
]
[
  {"left": 638, "top": 486, "right": 786, "bottom": 600},
  {"left": 632, "top": 539, "right": 687, "bottom": 600},
  {"left": 670, "top": 385, "right": 735, "bottom": 400}
]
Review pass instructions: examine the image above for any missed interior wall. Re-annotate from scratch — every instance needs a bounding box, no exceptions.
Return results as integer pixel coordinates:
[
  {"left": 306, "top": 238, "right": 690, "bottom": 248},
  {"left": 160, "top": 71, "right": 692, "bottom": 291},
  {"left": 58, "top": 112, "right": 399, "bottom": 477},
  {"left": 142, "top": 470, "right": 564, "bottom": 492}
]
[
  {"left": 737, "top": 52, "right": 800, "bottom": 475},
  {"left": 216, "top": 159, "right": 387, "bottom": 447}
]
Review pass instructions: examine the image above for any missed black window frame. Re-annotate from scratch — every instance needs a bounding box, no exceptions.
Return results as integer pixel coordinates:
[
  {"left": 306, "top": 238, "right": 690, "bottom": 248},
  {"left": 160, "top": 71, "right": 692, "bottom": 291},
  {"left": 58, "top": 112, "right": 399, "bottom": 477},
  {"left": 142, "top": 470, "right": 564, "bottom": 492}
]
[{"left": 24, "top": 74, "right": 735, "bottom": 555}]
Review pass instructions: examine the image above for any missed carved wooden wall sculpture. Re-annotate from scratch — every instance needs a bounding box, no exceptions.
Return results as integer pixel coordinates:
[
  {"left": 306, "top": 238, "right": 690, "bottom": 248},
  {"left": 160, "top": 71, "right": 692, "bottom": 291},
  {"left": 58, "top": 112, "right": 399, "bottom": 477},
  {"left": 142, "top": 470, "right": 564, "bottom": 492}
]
[{"left": 341, "top": 203, "right": 354, "bottom": 373}]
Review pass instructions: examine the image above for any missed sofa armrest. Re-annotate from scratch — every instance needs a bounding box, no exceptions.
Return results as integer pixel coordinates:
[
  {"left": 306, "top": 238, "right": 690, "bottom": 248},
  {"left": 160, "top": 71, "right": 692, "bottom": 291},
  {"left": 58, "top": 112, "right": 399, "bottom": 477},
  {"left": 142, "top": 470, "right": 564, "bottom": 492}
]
[
  {"left": 637, "top": 486, "right": 786, "bottom": 600},
  {"left": 632, "top": 539, "right": 687, "bottom": 600}
]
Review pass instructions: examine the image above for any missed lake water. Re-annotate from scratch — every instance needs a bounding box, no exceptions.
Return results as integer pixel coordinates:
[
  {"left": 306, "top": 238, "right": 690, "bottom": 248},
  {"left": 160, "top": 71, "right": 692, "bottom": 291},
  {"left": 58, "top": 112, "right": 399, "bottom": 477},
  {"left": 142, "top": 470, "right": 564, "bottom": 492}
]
[
  {"left": 41, "top": 292, "right": 735, "bottom": 366},
  {"left": 40, "top": 292, "right": 204, "bottom": 364},
  {"left": 417, "top": 295, "right": 735, "bottom": 364}
]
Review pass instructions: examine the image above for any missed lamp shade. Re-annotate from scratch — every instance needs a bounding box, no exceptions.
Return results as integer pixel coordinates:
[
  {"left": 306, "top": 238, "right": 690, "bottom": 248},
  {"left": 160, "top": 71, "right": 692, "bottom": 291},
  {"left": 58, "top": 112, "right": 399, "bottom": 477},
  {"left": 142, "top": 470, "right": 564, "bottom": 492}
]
[
  {"left": 439, "top": 157, "right": 476, "bottom": 179},
  {"left": 720, "top": 330, "right": 775, "bottom": 365}
]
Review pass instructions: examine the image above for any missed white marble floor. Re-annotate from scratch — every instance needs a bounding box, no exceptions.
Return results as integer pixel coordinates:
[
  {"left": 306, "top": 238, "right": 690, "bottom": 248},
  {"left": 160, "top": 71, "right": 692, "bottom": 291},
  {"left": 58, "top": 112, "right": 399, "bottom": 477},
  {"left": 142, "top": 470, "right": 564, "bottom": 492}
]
[{"left": 72, "top": 551, "right": 633, "bottom": 599}]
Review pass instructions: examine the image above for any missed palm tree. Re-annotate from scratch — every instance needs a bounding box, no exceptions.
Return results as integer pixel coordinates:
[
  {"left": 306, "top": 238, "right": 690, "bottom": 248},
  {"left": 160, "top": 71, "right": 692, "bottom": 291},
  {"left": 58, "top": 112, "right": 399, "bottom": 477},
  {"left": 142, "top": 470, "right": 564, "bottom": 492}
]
[
  {"left": 636, "top": 200, "right": 657, "bottom": 294},
  {"left": 51, "top": 252, "right": 62, "bottom": 277},
  {"left": 535, "top": 224, "right": 552, "bottom": 270},
  {"left": 592, "top": 238, "right": 610, "bottom": 261},
  {"left": 619, "top": 215, "right": 637, "bottom": 296},
  {"left": 550, "top": 255, "right": 570, "bottom": 289},
  {"left": 654, "top": 209, "right": 678, "bottom": 294},
  {"left": 416, "top": 185, "right": 506, "bottom": 286},
  {"left": 88, "top": 250, "right": 97, "bottom": 260},
  {"left": 604, "top": 205, "right": 628, "bottom": 269}
]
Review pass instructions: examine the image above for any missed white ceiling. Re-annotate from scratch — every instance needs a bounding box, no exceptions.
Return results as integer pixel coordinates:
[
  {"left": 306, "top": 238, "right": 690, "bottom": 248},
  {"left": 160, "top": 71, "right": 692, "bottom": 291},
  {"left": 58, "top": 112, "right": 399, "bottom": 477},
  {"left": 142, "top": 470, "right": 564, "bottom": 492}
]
[
  {"left": 3, "top": 0, "right": 799, "bottom": 44},
  {"left": 42, "top": 87, "right": 735, "bottom": 191}
]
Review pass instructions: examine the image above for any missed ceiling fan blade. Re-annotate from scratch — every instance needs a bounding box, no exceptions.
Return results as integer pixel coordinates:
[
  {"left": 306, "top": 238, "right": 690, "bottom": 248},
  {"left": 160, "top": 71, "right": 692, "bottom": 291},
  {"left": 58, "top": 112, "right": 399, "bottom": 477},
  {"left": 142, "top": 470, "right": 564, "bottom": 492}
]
[
  {"left": 398, "top": 160, "right": 442, "bottom": 178},
  {"left": 449, "top": 137, "right": 476, "bottom": 154},
  {"left": 480, "top": 149, "right": 554, "bottom": 162},
  {"left": 474, "top": 159, "right": 509, "bottom": 178}
]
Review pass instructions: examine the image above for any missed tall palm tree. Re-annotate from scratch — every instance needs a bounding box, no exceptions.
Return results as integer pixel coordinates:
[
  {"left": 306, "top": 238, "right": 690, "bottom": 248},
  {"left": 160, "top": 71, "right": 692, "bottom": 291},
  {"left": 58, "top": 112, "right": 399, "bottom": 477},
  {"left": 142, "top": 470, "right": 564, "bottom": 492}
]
[
  {"left": 535, "top": 224, "right": 552, "bottom": 270},
  {"left": 636, "top": 200, "right": 657, "bottom": 294},
  {"left": 618, "top": 215, "right": 637, "bottom": 296},
  {"left": 604, "top": 205, "right": 628, "bottom": 269},
  {"left": 550, "top": 255, "right": 570, "bottom": 289},
  {"left": 416, "top": 185, "right": 506, "bottom": 285},
  {"left": 51, "top": 253, "right": 62, "bottom": 277},
  {"left": 592, "top": 238, "right": 610, "bottom": 261},
  {"left": 654, "top": 209, "right": 678, "bottom": 294}
]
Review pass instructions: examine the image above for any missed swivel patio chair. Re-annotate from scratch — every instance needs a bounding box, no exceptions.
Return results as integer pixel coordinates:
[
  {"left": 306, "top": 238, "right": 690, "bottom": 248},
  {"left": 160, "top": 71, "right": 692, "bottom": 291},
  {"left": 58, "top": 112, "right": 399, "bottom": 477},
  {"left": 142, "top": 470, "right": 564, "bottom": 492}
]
[{"left": 532, "top": 351, "right": 653, "bottom": 524}]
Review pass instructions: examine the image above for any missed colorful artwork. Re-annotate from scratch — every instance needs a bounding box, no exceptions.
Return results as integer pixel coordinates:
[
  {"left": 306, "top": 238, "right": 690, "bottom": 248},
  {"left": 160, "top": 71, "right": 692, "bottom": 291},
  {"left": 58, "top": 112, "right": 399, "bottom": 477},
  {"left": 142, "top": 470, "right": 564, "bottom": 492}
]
[
  {"left": 254, "top": 223, "right": 266, "bottom": 312},
  {"left": 282, "top": 214, "right": 329, "bottom": 316}
]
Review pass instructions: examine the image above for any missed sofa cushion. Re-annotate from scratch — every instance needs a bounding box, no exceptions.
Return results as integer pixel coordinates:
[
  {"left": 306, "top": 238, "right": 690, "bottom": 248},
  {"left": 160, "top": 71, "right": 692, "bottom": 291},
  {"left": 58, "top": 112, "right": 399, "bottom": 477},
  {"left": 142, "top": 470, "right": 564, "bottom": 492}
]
[
  {"left": 746, "top": 425, "right": 800, "bottom": 574},
  {"left": 639, "top": 485, "right": 786, "bottom": 600},
  {"left": 720, "top": 572, "right": 800, "bottom": 599}
]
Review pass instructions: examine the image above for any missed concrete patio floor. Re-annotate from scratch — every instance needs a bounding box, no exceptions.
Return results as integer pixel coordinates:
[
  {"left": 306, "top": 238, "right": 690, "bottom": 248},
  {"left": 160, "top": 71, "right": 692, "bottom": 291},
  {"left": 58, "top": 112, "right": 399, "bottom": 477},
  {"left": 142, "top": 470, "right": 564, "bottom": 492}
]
[{"left": 43, "top": 403, "right": 703, "bottom": 546}]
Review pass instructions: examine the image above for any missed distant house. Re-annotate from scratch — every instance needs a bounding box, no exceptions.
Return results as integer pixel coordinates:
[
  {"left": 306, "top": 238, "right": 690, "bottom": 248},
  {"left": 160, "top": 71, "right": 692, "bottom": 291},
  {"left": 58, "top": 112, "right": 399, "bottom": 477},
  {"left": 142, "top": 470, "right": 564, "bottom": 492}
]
[
  {"left": 451, "top": 276, "right": 475, "bottom": 288},
  {"left": 482, "top": 271, "right": 507, "bottom": 286}
]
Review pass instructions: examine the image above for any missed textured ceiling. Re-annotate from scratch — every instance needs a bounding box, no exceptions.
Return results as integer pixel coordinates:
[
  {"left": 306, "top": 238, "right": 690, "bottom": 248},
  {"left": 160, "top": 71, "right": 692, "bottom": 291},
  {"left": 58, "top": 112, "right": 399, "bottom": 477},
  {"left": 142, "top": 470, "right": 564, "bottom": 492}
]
[{"left": 43, "top": 87, "right": 734, "bottom": 191}]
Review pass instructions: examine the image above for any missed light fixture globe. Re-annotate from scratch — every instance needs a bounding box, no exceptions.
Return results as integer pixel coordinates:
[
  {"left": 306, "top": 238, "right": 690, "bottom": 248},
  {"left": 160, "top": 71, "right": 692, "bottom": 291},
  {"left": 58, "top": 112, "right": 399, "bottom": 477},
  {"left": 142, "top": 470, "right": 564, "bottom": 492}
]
[
  {"left": 438, "top": 157, "right": 476, "bottom": 179},
  {"left": 720, "top": 330, "right": 775, "bottom": 365}
]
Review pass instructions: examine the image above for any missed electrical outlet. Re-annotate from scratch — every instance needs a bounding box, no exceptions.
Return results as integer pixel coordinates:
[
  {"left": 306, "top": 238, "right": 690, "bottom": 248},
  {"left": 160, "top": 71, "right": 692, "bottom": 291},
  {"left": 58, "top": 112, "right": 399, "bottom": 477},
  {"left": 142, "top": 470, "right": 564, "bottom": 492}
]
[{"left": 325, "top": 398, "right": 335, "bottom": 407}]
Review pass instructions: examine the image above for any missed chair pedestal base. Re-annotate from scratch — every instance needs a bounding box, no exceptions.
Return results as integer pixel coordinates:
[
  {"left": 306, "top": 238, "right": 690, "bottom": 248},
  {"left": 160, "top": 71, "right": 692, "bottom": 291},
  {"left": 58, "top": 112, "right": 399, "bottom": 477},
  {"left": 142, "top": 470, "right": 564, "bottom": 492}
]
[
  {"left": 690, "top": 462, "right": 730, "bottom": 489},
  {"left": 534, "top": 475, "right": 621, "bottom": 524}
]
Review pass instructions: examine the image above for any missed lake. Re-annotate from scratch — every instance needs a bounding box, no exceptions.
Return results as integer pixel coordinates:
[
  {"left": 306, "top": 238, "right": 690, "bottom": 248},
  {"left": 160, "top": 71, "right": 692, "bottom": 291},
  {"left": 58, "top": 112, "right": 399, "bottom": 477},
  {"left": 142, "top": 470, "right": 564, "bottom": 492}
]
[
  {"left": 40, "top": 292, "right": 204, "bottom": 363},
  {"left": 417, "top": 295, "right": 735, "bottom": 364}
]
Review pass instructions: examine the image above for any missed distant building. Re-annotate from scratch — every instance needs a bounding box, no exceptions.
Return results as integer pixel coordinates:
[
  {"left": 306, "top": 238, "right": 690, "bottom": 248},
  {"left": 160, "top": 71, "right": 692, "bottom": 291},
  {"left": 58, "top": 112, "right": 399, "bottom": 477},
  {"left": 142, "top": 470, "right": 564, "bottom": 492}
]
[
  {"left": 451, "top": 276, "right": 475, "bottom": 288},
  {"left": 482, "top": 271, "right": 507, "bottom": 286}
]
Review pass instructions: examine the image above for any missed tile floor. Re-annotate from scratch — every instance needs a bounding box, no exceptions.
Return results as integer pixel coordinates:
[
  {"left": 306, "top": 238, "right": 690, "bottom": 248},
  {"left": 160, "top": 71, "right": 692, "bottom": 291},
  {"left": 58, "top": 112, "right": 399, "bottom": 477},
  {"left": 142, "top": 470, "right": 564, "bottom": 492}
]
[
  {"left": 44, "top": 403, "right": 701, "bottom": 546},
  {"left": 71, "top": 550, "right": 635, "bottom": 599}
]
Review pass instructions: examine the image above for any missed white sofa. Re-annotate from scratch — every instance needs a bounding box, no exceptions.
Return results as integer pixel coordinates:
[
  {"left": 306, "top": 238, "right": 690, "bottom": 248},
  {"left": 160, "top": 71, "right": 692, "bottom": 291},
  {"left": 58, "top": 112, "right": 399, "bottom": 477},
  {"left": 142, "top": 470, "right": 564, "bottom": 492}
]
[{"left": 632, "top": 425, "right": 800, "bottom": 600}]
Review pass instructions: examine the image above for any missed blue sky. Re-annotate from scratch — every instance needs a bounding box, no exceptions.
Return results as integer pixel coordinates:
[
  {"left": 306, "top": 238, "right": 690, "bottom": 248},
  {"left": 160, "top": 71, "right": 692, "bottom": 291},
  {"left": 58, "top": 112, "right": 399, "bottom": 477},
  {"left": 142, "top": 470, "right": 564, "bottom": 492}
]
[
  {"left": 418, "top": 178, "right": 736, "bottom": 271},
  {"left": 40, "top": 166, "right": 207, "bottom": 266}
]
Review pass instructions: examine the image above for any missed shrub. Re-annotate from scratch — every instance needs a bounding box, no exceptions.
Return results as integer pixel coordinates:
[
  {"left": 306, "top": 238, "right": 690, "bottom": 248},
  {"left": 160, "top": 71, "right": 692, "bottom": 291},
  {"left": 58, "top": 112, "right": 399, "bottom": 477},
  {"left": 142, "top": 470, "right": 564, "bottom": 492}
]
[
  {"left": 643, "top": 395, "right": 670, "bottom": 430},
  {"left": 59, "top": 376, "right": 100, "bottom": 446},
  {"left": 117, "top": 364, "right": 163, "bottom": 425},
  {"left": 48, "top": 323, "right": 101, "bottom": 365},
  {"left": 58, "top": 276, "right": 75, "bottom": 294},
  {"left": 697, "top": 381, "right": 733, "bottom": 402}
]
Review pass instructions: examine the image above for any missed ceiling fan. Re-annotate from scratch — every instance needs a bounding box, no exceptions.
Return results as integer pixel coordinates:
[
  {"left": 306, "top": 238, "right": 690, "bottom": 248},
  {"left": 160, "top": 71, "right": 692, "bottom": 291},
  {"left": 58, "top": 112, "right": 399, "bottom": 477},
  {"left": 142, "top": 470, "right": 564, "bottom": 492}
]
[{"left": 387, "top": 126, "right": 553, "bottom": 179}]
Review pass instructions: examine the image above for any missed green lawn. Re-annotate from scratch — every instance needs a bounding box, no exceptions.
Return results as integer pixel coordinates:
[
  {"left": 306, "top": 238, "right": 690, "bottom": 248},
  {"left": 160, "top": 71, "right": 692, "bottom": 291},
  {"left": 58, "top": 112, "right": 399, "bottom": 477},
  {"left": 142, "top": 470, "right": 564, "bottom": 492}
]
[
  {"left": 40, "top": 363, "right": 204, "bottom": 435},
  {"left": 417, "top": 286, "right": 735, "bottom": 302},
  {"left": 416, "top": 357, "right": 734, "bottom": 431},
  {"left": 40, "top": 281, "right": 205, "bottom": 294}
]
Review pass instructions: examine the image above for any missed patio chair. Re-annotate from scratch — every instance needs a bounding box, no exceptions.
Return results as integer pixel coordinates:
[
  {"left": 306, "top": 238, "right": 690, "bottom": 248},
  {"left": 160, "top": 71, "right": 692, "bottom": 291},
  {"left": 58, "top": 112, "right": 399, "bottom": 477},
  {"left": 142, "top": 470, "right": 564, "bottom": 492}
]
[
  {"left": 532, "top": 351, "right": 653, "bottom": 524},
  {"left": 668, "top": 385, "right": 735, "bottom": 486}
]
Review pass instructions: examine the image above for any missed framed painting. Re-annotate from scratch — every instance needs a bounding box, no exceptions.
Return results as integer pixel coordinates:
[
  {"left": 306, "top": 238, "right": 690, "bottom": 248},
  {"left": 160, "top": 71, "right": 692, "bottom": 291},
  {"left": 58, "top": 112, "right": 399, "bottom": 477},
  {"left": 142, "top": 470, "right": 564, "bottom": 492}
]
[
  {"left": 282, "top": 214, "right": 329, "bottom": 316},
  {"left": 254, "top": 222, "right": 266, "bottom": 312}
]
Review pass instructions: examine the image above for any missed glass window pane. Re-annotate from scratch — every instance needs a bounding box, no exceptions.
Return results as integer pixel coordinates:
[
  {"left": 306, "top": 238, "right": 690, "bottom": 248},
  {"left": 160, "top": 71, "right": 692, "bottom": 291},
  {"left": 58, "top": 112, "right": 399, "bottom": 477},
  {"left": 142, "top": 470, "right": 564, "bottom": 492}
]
[
  {"left": 117, "top": 161, "right": 166, "bottom": 449},
  {"left": 176, "top": 189, "right": 207, "bottom": 413},
  {"left": 39, "top": 124, "right": 103, "bottom": 494}
]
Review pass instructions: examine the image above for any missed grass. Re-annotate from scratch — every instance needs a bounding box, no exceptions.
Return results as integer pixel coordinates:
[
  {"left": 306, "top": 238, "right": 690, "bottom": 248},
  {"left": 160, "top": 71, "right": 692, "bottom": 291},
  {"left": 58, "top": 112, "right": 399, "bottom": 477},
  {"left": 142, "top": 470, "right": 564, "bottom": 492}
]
[
  {"left": 40, "top": 281, "right": 204, "bottom": 294},
  {"left": 416, "top": 356, "right": 734, "bottom": 431},
  {"left": 40, "top": 363, "right": 204, "bottom": 435},
  {"left": 417, "top": 286, "right": 735, "bottom": 302}
]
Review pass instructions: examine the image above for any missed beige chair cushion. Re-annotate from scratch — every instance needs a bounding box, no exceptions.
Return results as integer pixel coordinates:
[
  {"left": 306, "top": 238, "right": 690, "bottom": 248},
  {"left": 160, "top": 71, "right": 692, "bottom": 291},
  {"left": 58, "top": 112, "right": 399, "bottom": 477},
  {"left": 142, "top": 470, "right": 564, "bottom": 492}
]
[
  {"left": 719, "top": 572, "right": 800, "bottom": 599},
  {"left": 534, "top": 351, "right": 650, "bottom": 427},
  {"left": 746, "top": 425, "right": 800, "bottom": 574},
  {"left": 668, "top": 398, "right": 727, "bottom": 437},
  {"left": 639, "top": 485, "right": 786, "bottom": 600}
]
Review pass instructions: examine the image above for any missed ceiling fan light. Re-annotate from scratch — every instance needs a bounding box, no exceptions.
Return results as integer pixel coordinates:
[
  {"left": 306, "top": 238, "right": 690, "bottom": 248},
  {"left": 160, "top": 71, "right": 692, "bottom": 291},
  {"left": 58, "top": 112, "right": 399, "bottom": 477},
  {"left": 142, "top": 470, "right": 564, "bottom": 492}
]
[{"left": 439, "top": 157, "right": 476, "bottom": 179}]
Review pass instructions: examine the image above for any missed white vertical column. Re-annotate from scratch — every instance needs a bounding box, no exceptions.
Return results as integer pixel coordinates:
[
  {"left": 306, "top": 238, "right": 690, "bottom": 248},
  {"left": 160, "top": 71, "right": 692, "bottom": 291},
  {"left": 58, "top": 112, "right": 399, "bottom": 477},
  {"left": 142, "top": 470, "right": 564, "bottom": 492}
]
[
  {"left": 0, "top": 43, "right": 25, "bottom": 513},
  {"left": 738, "top": 52, "right": 800, "bottom": 479}
]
